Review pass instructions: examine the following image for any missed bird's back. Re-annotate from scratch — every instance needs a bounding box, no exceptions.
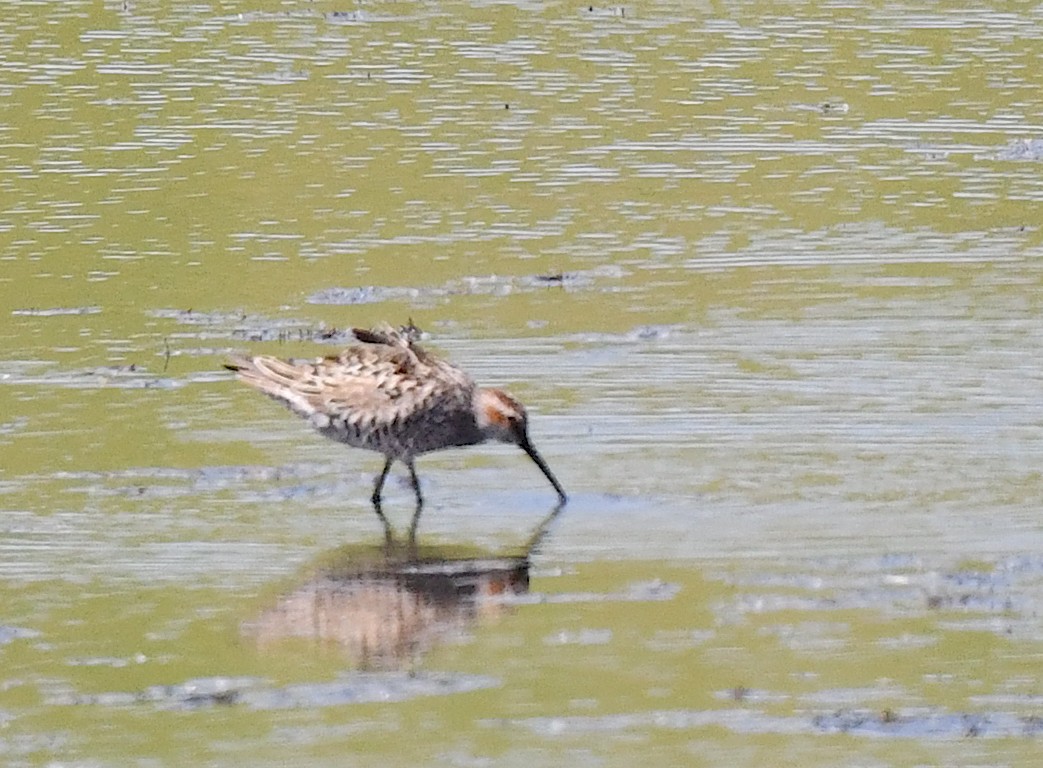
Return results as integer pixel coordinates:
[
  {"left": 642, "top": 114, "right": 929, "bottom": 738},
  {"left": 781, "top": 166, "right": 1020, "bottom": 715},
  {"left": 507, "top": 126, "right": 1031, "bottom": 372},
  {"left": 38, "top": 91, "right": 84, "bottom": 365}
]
[{"left": 226, "top": 325, "right": 482, "bottom": 458}]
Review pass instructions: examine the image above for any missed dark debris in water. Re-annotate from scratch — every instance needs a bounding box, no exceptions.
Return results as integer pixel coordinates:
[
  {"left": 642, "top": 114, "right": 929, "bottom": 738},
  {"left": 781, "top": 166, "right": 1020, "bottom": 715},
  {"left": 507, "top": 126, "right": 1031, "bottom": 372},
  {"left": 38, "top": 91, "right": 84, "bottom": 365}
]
[
  {"left": 306, "top": 268, "right": 624, "bottom": 307},
  {"left": 809, "top": 708, "right": 1043, "bottom": 739},
  {"left": 717, "top": 553, "right": 1043, "bottom": 638},
  {"left": 0, "top": 365, "right": 183, "bottom": 390},
  {"left": 791, "top": 101, "right": 850, "bottom": 115},
  {"left": 569, "top": 324, "right": 682, "bottom": 344},
  {"left": 149, "top": 308, "right": 253, "bottom": 326},
  {"left": 231, "top": 325, "right": 356, "bottom": 345},
  {"left": 991, "top": 138, "right": 1043, "bottom": 162},
  {"left": 145, "top": 271, "right": 627, "bottom": 351},
  {"left": 307, "top": 286, "right": 419, "bottom": 305},
  {"left": 325, "top": 10, "right": 366, "bottom": 23},
  {"left": 149, "top": 308, "right": 402, "bottom": 347},
  {"left": 153, "top": 308, "right": 356, "bottom": 344},
  {"left": 54, "top": 462, "right": 346, "bottom": 502},
  {"left": 48, "top": 672, "right": 499, "bottom": 711},
  {"left": 629, "top": 324, "right": 680, "bottom": 341},
  {"left": 483, "top": 706, "right": 1043, "bottom": 739}
]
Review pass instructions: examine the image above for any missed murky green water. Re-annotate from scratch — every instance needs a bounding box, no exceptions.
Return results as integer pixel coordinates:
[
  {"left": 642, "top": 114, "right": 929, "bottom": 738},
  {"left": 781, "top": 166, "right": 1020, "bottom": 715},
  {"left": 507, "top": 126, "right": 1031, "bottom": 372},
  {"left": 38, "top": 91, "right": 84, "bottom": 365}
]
[{"left": 2, "top": 1, "right": 1042, "bottom": 765}]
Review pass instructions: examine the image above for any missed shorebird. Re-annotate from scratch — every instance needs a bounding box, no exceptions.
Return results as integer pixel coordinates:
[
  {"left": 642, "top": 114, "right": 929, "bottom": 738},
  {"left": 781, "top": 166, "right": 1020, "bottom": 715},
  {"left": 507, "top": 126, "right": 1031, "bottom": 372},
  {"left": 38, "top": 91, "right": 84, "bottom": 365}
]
[{"left": 225, "top": 324, "right": 567, "bottom": 514}]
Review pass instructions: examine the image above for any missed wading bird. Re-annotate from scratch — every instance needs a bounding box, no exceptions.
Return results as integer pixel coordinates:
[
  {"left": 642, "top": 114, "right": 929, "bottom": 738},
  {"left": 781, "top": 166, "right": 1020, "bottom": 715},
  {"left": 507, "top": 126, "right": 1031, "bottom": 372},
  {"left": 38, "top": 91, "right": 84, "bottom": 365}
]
[{"left": 225, "top": 324, "right": 567, "bottom": 525}]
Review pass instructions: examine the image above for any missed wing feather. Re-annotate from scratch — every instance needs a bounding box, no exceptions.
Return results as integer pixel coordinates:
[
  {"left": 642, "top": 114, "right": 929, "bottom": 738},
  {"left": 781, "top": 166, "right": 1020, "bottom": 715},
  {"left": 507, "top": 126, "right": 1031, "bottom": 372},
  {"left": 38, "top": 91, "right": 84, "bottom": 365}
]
[{"left": 225, "top": 336, "right": 475, "bottom": 434}]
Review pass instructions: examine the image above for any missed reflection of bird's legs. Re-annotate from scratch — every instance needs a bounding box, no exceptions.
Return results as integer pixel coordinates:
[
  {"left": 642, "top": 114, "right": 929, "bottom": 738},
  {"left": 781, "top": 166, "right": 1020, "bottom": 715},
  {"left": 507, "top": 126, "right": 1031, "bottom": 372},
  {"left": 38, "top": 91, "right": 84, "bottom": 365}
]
[
  {"left": 371, "top": 456, "right": 393, "bottom": 506},
  {"left": 406, "top": 459, "right": 423, "bottom": 554},
  {"left": 407, "top": 511, "right": 421, "bottom": 556},
  {"left": 371, "top": 498, "right": 394, "bottom": 549},
  {"left": 406, "top": 459, "right": 424, "bottom": 508}
]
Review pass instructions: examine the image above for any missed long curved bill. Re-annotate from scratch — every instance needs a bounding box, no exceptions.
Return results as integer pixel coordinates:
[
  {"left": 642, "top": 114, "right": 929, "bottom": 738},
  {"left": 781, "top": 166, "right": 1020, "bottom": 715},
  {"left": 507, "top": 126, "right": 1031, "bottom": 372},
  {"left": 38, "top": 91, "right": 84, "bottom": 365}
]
[{"left": 520, "top": 439, "right": 568, "bottom": 505}]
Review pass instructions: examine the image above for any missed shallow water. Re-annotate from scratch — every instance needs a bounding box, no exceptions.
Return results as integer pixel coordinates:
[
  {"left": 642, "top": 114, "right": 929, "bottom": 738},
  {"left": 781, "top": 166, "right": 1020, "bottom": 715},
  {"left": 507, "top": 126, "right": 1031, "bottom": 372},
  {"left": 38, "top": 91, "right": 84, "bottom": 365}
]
[{"left": 2, "top": 0, "right": 1043, "bottom": 765}]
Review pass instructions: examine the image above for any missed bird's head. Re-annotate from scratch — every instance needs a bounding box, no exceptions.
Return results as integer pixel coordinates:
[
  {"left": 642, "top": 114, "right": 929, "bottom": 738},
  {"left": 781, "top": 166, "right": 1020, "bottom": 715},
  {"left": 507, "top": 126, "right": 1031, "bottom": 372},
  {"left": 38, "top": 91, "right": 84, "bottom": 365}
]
[
  {"left": 475, "top": 388, "right": 567, "bottom": 504},
  {"left": 476, "top": 388, "right": 530, "bottom": 445}
]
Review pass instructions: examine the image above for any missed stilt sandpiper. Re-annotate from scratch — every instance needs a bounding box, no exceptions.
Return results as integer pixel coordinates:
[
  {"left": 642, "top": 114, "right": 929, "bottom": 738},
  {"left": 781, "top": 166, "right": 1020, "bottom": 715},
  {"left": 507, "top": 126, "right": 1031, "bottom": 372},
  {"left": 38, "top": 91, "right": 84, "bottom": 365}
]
[{"left": 225, "top": 323, "right": 567, "bottom": 512}]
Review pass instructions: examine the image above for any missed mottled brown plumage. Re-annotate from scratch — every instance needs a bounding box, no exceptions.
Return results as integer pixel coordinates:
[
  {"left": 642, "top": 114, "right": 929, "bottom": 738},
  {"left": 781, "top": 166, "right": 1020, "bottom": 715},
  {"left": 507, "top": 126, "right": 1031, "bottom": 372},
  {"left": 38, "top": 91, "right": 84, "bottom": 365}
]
[{"left": 225, "top": 324, "right": 567, "bottom": 509}]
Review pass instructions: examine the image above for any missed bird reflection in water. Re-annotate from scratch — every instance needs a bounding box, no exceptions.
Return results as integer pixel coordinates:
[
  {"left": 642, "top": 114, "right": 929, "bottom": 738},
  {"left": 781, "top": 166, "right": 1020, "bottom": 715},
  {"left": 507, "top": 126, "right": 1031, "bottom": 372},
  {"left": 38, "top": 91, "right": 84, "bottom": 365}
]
[{"left": 242, "top": 504, "right": 563, "bottom": 670}]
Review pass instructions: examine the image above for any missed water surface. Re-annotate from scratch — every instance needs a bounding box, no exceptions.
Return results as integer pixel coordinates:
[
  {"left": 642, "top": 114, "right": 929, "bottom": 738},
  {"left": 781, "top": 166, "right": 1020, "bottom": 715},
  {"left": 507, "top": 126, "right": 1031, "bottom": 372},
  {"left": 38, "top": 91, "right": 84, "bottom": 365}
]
[{"left": 2, "top": 1, "right": 1042, "bottom": 765}]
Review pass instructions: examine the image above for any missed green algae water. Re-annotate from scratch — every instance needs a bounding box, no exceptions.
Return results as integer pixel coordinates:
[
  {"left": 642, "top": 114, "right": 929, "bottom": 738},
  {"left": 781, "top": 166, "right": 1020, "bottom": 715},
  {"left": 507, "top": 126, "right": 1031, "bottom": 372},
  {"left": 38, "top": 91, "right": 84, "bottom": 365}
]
[{"left": 2, "top": 1, "right": 1043, "bottom": 765}]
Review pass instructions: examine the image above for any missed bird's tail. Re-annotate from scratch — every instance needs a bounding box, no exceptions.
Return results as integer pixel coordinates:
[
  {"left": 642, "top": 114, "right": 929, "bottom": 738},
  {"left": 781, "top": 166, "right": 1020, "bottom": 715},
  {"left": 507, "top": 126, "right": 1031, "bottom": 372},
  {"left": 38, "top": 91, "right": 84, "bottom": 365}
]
[
  {"left": 224, "top": 355, "right": 317, "bottom": 411},
  {"left": 223, "top": 354, "right": 254, "bottom": 375}
]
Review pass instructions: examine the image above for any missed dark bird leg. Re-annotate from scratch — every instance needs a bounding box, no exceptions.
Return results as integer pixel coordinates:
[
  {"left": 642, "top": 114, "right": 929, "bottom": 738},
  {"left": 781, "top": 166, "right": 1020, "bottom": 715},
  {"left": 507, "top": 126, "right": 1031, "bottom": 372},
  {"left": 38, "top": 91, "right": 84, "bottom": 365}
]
[{"left": 371, "top": 456, "right": 393, "bottom": 506}]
